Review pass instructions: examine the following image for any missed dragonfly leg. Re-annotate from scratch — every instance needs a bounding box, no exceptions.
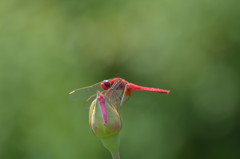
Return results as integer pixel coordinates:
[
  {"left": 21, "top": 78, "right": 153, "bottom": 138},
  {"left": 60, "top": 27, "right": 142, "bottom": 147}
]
[
  {"left": 115, "top": 92, "right": 122, "bottom": 102},
  {"left": 119, "top": 83, "right": 128, "bottom": 108},
  {"left": 112, "top": 92, "right": 118, "bottom": 105},
  {"left": 86, "top": 94, "right": 96, "bottom": 102}
]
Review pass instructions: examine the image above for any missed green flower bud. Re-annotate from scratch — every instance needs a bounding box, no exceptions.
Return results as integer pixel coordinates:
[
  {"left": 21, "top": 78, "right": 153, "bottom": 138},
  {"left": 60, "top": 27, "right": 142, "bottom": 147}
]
[{"left": 89, "top": 93, "right": 122, "bottom": 159}]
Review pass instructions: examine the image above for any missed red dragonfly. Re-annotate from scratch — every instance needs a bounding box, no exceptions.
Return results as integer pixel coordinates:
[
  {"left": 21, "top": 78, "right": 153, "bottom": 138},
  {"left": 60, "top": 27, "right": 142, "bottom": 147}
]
[{"left": 69, "top": 77, "right": 170, "bottom": 109}]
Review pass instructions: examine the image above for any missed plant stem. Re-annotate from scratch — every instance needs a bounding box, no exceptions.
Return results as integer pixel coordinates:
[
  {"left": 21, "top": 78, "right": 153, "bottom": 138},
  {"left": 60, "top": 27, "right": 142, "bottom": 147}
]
[
  {"left": 100, "top": 134, "right": 121, "bottom": 159},
  {"left": 111, "top": 150, "right": 120, "bottom": 159}
]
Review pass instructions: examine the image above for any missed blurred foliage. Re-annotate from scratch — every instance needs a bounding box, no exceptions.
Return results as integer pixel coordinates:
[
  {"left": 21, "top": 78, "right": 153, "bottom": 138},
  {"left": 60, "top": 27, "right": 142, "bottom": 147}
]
[{"left": 0, "top": 0, "right": 240, "bottom": 159}]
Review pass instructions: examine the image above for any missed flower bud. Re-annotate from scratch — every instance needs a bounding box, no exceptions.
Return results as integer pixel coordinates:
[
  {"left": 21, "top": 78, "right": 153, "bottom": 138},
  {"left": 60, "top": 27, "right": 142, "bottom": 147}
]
[
  {"left": 89, "top": 94, "right": 122, "bottom": 138},
  {"left": 89, "top": 94, "right": 122, "bottom": 158}
]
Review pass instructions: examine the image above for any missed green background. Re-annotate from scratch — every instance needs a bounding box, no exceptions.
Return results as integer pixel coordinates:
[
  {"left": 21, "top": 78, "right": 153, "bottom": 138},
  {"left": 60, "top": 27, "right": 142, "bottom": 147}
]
[{"left": 0, "top": 0, "right": 240, "bottom": 159}]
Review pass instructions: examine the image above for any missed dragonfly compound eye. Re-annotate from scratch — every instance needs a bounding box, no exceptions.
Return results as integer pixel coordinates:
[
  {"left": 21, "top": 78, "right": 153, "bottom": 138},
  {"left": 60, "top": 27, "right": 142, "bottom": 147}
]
[{"left": 101, "top": 80, "right": 111, "bottom": 90}]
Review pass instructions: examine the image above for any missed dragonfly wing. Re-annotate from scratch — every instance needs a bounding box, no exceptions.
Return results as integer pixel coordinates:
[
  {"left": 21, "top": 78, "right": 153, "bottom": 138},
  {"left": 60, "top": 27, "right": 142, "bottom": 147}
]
[
  {"left": 68, "top": 82, "right": 103, "bottom": 102},
  {"left": 103, "top": 80, "right": 129, "bottom": 110},
  {"left": 120, "top": 83, "right": 128, "bottom": 108}
]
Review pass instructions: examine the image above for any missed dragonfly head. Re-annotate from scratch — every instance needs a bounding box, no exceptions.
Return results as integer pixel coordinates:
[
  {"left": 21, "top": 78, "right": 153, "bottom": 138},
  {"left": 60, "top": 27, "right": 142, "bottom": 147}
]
[{"left": 101, "top": 80, "right": 111, "bottom": 90}]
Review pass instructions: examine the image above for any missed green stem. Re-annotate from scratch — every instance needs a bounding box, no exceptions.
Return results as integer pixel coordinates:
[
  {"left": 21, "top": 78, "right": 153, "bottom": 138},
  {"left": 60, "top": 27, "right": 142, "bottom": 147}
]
[
  {"left": 111, "top": 150, "right": 120, "bottom": 159},
  {"left": 100, "top": 134, "right": 121, "bottom": 159}
]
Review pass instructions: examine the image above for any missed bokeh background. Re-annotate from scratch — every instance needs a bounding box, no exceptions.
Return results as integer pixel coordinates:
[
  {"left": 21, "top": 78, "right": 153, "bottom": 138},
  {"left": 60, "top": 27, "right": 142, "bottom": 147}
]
[{"left": 1, "top": 0, "right": 240, "bottom": 159}]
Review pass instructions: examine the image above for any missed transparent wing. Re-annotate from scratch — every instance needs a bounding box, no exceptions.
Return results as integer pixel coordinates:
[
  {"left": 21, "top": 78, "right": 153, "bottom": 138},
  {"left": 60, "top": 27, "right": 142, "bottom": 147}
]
[
  {"left": 68, "top": 82, "right": 103, "bottom": 102},
  {"left": 103, "top": 80, "right": 130, "bottom": 110}
]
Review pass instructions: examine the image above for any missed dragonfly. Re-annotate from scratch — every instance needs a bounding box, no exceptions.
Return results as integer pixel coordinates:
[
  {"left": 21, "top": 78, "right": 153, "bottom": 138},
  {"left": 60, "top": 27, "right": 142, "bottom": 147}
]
[{"left": 69, "top": 77, "right": 170, "bottom": 109}]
